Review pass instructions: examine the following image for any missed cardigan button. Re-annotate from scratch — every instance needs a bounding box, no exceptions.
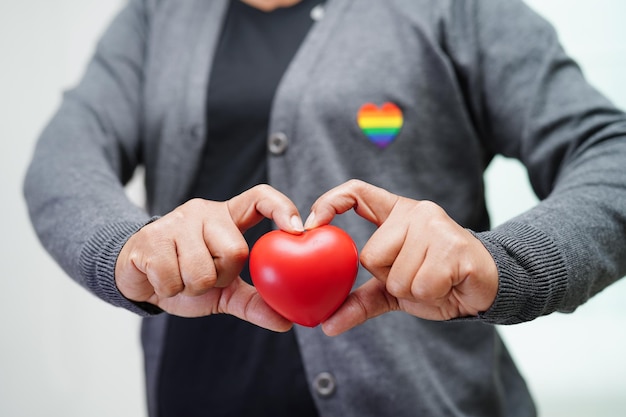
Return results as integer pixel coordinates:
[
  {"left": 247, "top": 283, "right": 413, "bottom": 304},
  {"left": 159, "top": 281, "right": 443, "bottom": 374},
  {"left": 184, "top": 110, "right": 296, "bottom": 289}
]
[
  {"left": 268, "top": 132, "right": 288, "bottom": 155},
  {"left": 313, "top": 372, "right": 336, "bottom": 397}
]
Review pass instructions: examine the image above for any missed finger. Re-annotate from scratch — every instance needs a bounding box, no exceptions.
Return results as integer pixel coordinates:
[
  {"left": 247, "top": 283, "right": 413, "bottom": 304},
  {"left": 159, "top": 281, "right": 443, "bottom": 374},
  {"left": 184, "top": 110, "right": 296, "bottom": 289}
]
[
  {"left": 115, "top": 237, "right": 158, "bottom": 302},
  {"left": 175, "top": 226, "right": 218, "bottom": 295},
  {"left": 410, "top": 255, "right": 454, "bottom": 304},
  {"left": 321, "top": 278, "right": 398, "bottom": 337},
  {"left": 382, "top": 223, "right": 427, "bottom": 299},
  {"left": 305, "top": 179, "right": 398, "bottom": 229},
  {"left": 143, "top": 242, "right": 184, "bottom": 298},
  {"left": 202, "top": 216, "right": 249, "bottom": 288},
  {"left": 228, "top": 184, "right": 304, "bottom": 234},
  {"left": 358, "top": 212, "right": 409, "bottom": 283},
  {"left": 218, "top": 278, "right": 293, "bottom": 332}
]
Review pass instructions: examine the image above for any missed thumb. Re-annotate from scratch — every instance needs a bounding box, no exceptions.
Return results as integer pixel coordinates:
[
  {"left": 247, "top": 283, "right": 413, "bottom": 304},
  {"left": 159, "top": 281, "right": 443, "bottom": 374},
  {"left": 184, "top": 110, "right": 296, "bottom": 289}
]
[
  {"left": 321, "top": 278, "right": 398, "bottom": 336},
  {"left": 219, "top": 278, "right": 293, "bottom": 332}
]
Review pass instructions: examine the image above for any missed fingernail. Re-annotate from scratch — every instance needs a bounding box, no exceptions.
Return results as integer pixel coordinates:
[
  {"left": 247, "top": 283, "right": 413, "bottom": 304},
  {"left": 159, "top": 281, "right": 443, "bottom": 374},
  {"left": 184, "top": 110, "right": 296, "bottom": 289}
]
[
  {"left": 290, "top": 215, "right": 304, "bottom": 232},
  {"left": 304, "top": 211, "right": 316, "bottom": 230},
  {"left": 321, "top": 320, "right": 340, "bottom": 337}
]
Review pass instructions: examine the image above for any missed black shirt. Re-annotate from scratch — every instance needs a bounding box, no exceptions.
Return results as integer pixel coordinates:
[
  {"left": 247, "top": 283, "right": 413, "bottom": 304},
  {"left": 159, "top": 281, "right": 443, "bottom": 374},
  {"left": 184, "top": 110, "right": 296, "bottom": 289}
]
[{"left": 158, "top": 1, "right": 321, "bottom": 416}]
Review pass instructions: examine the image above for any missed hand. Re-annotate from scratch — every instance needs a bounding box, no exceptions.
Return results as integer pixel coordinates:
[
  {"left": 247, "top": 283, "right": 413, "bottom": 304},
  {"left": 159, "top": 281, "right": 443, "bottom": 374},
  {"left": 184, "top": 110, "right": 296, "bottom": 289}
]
[
  {"left": 304, "top": 180, "right": 498, "bottom": 336},
  {"left": 115, "top": 184, "right": 305, "bottom": 331}
]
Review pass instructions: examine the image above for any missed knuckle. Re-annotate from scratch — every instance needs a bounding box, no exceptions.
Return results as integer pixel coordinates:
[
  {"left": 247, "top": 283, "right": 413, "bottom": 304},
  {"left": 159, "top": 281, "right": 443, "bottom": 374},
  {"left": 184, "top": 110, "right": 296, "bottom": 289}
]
[
  {"left": 141, "top": 219, "right": 168, "bottom": 240},
  {"left": 448, "top": 231, "right": 469, "bottom": 249},
  {"left": 385, "top": 278, "right": 408, "bottom": 298},
  {"left": 201, "top": 271, "right": 219, "bottom": 288},
  {"left": 183, "top": 197, "right": 207, "bottom": 210},
  {"left": 168, "top": 207, "right": 189, "bottom": 223},
  {"left": 459, "top": 258, "right": 478, "bottom": 278},
  {"left": 251, "top": 183, "right": 274, "bottom": 196},
  {"left": 410, "top": 281, "right": 432, "bottom": 303},
  {"left": 224, "top": 241, "right": 250, "bottom": 263},
  {"left": 358, "top": 249, "right": 377, "bottom": 272},
  {"left": 345, "top": 178, "right": 364, "bottom": 189},
  {"left": 155, "top": 278, "right": 183, "bottom": 298},
  {"left": 177, "top": 198, "right": 215, "bottom": 220},
  {"left": 345, "top": 179, "right": 368, "bottom": 196},
  {"left": 417, "top": 199, "right": 441, "bottom": 212},
  {"left": 186, "top": 271, "right": 218, "bottom": 294},
  {"left": 415, "top": 200, "right": 446, "bottom": 221},
  {"left": 146, "top": 213, "right": 185, "bottom": 239},
  {"left": 124, "top": 245, "right": 143, "bottom": 266}
]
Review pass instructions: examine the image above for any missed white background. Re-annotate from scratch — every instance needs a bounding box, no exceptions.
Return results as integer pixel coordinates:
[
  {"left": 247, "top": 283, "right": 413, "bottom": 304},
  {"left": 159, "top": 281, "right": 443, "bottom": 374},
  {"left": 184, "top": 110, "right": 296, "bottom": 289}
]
[{"left": 1, "top": 1, "right": 625, "bottom": 416}]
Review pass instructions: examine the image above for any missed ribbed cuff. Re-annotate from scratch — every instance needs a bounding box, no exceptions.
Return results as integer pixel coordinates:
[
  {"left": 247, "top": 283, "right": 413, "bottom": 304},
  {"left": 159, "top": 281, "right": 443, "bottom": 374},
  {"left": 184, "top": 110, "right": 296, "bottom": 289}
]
[
  {"left": 473, "top": 222, "right": 568, "bottom": 325},
  {"left": 80, "top": 217, "right": 162, "bottom": 316}
]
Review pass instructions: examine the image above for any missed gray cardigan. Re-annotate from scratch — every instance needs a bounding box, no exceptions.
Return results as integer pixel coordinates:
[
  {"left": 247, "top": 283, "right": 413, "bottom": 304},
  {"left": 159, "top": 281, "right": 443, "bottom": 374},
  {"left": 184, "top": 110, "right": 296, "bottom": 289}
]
[{"left": 24, "top": 0, "right": 626, "bottom": 415}]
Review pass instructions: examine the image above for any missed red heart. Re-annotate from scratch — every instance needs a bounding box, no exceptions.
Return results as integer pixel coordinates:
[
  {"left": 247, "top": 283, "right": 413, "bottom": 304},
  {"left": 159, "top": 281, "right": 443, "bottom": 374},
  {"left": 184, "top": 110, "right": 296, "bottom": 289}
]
[{"left": 249, "top": 225, "right": 359, "bottom": 327}]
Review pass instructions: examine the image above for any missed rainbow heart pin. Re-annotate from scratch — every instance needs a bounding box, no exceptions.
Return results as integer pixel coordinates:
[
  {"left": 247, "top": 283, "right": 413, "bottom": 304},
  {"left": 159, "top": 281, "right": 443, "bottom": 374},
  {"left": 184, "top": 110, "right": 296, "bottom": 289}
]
[{"left": 357, "top": 102, "right": 403, "bottom": 149}]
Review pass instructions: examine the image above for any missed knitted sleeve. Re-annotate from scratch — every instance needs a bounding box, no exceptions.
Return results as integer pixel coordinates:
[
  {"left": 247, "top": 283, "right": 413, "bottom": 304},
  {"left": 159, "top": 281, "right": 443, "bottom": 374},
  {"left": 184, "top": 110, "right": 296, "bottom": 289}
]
[
  {"left": 445, "top": 0, "right": 626, "bottom": 324},
  {"left": 23, "top": 0, "right": 158, "bottom": 315}
]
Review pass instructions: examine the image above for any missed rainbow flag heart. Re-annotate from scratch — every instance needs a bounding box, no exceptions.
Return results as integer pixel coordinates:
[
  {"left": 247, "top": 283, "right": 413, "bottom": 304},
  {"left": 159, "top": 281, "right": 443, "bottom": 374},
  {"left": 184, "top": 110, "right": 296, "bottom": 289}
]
[{"left": 357, "top": 102, "right": 403, "bottom": 149}]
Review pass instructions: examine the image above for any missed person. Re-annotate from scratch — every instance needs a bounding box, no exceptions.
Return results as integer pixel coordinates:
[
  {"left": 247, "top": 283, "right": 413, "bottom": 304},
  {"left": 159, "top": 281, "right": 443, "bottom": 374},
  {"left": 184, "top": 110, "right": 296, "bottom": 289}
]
[{"left": 23, "top": 0, "right": 626, "bottom": 416}]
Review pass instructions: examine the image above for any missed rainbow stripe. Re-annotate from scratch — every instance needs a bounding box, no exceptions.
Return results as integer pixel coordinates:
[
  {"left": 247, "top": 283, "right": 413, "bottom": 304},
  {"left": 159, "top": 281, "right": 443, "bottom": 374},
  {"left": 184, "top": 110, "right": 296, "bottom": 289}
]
[{"left": 357, "top": 102, "right": 403, "bottom": 149}]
